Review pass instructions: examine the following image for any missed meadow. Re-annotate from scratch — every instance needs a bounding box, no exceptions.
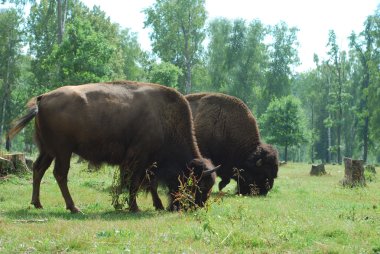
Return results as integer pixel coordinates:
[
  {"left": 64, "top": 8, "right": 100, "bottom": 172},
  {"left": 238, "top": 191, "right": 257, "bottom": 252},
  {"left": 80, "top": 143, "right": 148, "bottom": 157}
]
[{"left": 0, "top": 162, "right": 379, "bottom": 253}]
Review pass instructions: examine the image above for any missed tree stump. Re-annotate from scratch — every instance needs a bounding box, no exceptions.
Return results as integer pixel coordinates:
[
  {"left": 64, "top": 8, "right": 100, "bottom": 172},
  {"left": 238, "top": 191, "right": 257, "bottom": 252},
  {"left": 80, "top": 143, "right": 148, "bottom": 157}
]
[
  {"left": 365, "top": 165, "right": 376, "bottom": 174},
  {"left": 310, "top": 164, "right": 326, "bottom": 176},
  {"left": 341, "top": 157, "right": 366, "bottom": 187},
  {"left": 0, "top": 157, "right": 15, "bottom": 177},
  {"left": 2, "top": 153, "right": 30, "bottom": 174}
]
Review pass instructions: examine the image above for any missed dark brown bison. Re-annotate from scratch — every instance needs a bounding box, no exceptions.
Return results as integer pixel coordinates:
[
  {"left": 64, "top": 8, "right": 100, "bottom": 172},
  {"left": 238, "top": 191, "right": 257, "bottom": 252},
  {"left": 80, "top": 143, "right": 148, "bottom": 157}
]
[
  {"left": 185, "top": 93, "right": 279, "bottom": 196},
  {"left": 8, "top": 81, "right": 218, "bottom": 213}
]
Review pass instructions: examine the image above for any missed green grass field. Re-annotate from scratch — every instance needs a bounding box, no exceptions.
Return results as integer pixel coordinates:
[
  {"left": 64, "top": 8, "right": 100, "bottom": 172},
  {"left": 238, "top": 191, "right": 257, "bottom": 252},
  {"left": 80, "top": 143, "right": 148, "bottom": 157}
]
[{"left": 0, "top": 162, "right": 379, "bottom": 253}]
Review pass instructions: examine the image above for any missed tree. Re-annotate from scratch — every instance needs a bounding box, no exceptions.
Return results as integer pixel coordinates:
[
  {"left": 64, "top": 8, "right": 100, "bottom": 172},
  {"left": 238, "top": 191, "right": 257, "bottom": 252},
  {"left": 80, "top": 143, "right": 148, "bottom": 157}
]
[
  {"left": 264, "top": 22, "right": 299, "bottom": 102},
  {"left": 260, "top": 95, "right": 308, "bottom": 162},
  {"left": 147, "top": 61, "right": 182, "bottom": 88},
  {"left": 119, "top": 28, "right": 145, "bottom": 81},
  {"left": 27, "top": 0, "right": 63, "bottom": 88},
  {"left": 144, "top": 0, "right": 207, "bottom": 93},
  {"left": 27, "top": 1, "right": 136, "bottom": 87},
  {"left": 325, "top": 30, "right": 351, "bottom": 164},
  {"left": 0, "top": 8, "right": 23, "bottom": 145},
  {"left": 224, "top": 20, "right": 267, "bottom": 107},
  {"left": 206, "top": 18, "right": 268, "bottom": 107},
  {"left": 206, "top": 18, "right": 231, "bottom": 91},
  {"left": 350, "top": 11, "right": 380, "bottom": 162},
  {"left": 368, "top": 6, "right": 380, "bottom": 161},
  {"left": 3, "top": 0, "right": 68, "bottom": 44},
  {"left": 53, "top": 4, "right": 123, "bottom": 85},
  {"left": 292, "top": 70, "right": 321, "bottom": 163}
]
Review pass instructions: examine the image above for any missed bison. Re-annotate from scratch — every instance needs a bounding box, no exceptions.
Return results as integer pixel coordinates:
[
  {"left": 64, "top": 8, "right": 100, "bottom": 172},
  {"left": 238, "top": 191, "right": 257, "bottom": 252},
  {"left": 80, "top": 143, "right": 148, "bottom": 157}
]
[
  {"left": 8, "top": 81, "right": 218, "bottom": 213},
  {"left": 185, "top": 93, "right": 279, "bottom": 196}
]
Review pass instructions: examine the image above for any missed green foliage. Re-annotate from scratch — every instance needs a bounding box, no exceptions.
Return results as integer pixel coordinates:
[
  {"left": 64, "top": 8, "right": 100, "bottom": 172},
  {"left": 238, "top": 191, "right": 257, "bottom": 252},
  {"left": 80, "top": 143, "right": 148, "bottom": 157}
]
[
  {"left": 119, "top": 28, "right": 145, "bottom": 81},
  {"left": 1, "top": 0, "right": 379, "bottom": 163},
  {"left": 147, "top": 61, "right": 182, "bottom": 88},
  {"left": 144, "top": 0, "right": 207, "bottom": 93},
  {"left": 325, "top": 30, "right": 352, "bottom": 163},
  {"left": 264, "top": 22, "right": 299, "bottom": 102},
  {"left": 260, "top": 95, "right": 308, "bottom": 161},
  {"left": 206, "top": 18, "right": 267, "bottom": 108},
  {"left": 173, "top": 169, "right": 201, "bottom": 211},
  {"left": 55, "top": 13, "right": 115, "bottom": 84},
  {"left": 0, "top": 8, "right": 24, "bottom": 144}
]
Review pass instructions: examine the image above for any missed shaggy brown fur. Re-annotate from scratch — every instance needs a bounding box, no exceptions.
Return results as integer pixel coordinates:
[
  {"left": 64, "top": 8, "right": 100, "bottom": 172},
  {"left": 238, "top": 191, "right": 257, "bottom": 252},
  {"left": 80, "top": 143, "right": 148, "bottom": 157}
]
[
  {"left": 186, "top": 92, "right": 279, "bottom": 196},
  {"left": 8, "top": 81, "right": 217, "bottom": 212}
]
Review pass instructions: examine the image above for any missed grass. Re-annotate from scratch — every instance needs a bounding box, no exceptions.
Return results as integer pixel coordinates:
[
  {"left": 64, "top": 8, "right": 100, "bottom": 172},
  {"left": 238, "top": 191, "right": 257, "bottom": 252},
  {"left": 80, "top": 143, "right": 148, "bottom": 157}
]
[{"left": 0, "top": 162, "right": 379, "bottom": 253}]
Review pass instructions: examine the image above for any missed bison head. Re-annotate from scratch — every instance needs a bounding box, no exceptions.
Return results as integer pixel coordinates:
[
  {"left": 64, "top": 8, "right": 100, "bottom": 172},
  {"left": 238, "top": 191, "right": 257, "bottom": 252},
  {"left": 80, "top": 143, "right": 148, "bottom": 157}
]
[
  {"left": 187, "top": 158, "right": 219, "bottom": 207},
  {"left": 237, "top": 143, "right": 279, "bottom": 196}
]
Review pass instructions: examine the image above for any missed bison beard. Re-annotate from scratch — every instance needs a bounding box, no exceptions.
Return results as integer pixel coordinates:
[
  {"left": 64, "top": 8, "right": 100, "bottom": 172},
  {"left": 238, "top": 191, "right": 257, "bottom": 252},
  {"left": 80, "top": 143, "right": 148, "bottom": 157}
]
[
  {"left": 185, "top": 93, "right": 279, "bottom": 196},
  {"left": 8, "top": 81, "right": 217, "bottom": 213}
]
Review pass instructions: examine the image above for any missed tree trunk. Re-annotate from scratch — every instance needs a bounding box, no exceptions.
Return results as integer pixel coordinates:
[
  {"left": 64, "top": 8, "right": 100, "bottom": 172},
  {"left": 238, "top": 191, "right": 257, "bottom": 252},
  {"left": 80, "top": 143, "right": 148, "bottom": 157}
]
[
  {"left": 185, "top": 62, "right": 192, "bottom": 94},
  {"left": 57, "top": 0, "right": 67, "bottom": 44},
  {"left": 0, "top": 97, "right": 7, "bottom": 141},
  {"left": 311, "top": 103, "right": 314, "bottom": 163},
  {"left": 341, "top": 157, "right": 366, "bottom": 187},
  {"left": 337, "top": 123, "right": 341, "bottom": 164},
  {"left": 284, "top": 144, "right": 288, "bottom": 162},
  {"left": 310, "top": 164, "right": 326, "bottom": 176},
  {"left": 327, "top": 114, "right": 332, "bottom": 163},
  {"left": 5, "top": 136, "right": 11, "bottom": 151},
  {"left": 362, "top": 111, "right": 369, "bottom": 163}
]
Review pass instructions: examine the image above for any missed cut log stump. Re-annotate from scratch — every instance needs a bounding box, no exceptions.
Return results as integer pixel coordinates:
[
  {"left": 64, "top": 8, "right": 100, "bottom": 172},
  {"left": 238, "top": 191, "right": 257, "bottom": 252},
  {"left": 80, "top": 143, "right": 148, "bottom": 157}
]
[
  {"left": 0, "top": 157, "right": 15, "bottom": 176},
  {"left": 1, "top": 153, "right": 30, "bottom": 175},
  {"left": 341, "top": 157, "right": 366, "bottom": 187},
  {"left": 310, "top": 164, "right": 326, "bottom": 176},
  {"left": 365, "top": 165, "right": 376, "bottom": 174}
]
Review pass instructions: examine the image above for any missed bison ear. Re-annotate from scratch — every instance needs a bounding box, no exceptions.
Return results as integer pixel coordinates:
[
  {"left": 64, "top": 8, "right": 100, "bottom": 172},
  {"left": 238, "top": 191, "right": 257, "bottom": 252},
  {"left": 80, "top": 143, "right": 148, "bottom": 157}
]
[
  {"left": 256, "top": 159, "right": 263, "bottom": 167},
  {"left": 203, "top": 165, "right": 221, "bottom": 175}
]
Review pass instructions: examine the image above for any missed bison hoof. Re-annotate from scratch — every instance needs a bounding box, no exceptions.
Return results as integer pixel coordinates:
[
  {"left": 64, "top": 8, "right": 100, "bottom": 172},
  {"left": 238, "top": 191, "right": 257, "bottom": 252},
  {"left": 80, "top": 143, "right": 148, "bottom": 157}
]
[
  {"left": 129, "top": 206, "right": 141, "bottom": 213},
  {"left": 68, "top": 206, "right": 81, "bottom": 214},
  {"left": 155, "top": 205, "right": 165, "bottom": 211},
  {"left": 31, "top": 201, "right": 43, "bottom": 209}
]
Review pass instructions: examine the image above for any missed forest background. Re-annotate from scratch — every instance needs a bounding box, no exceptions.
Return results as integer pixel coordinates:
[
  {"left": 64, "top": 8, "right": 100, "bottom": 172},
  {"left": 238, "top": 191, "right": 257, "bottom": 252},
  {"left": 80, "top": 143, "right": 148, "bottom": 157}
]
[{"left": 1, "top": 0, "right": 380, "bottom": 164}]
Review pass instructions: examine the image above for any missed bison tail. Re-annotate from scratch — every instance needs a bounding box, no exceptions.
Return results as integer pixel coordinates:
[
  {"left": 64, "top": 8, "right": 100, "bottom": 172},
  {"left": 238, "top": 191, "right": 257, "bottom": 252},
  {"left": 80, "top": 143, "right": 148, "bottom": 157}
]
[{"left": 7, "top": 96, "right": 40, "bottom": 140}]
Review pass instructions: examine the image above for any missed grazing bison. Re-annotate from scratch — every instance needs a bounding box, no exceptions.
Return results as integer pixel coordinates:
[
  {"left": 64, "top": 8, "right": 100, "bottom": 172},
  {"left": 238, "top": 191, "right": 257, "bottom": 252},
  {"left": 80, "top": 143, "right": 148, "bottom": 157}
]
[
  {"left": 185, "top": 93, "right": 279, "bottom": 196},
  {"left": 8, "top": 81, "right": 218, "bottom": 213}
]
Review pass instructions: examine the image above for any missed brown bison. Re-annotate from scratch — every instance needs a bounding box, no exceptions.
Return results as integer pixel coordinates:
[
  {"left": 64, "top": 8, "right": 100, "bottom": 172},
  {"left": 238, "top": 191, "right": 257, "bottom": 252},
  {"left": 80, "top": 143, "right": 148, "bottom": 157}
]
[
  {"left": 185, "top": 93, "right": 279, "bottom": 196},
  {"left": 8, "top": 81, "right": 218, "bottom": 213}
]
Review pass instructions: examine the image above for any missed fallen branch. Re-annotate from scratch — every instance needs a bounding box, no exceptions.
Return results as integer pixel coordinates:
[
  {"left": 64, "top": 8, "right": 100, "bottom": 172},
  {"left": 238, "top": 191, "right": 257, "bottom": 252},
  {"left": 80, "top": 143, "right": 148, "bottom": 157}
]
[{"left": 13, "top": 218, "right": 48, "bottom": 223}]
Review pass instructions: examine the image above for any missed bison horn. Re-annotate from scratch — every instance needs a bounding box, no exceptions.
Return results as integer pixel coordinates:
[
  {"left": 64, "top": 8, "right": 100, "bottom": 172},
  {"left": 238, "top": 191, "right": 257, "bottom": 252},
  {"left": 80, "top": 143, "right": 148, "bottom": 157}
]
[
  {"left": 256, "top": 159, "right": 263, "bottom": 167},
  {"left": 203, "top": 165, "right": 221, "bottom": 175}
]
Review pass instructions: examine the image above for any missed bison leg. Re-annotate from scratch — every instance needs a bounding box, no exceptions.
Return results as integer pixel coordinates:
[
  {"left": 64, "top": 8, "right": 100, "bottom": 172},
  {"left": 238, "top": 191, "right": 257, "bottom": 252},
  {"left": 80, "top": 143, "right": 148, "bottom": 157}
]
[
  {"left": 31, "top": 152, "right": 53, "bottom": 209},
  {"left": 53, "top": 153, "right": 80, "bottom": 213},
  {"left": 128, "top": 171, "right": 143, "bottom": 213},
  {"left": 218, "top": 178, "right": 230, "bottom": 191},
  {"left": 149, "top": 179, "right": 164, "bottom": 210},
  {"left": 167, "top": 183, "right": 180, "bottom": 211}
]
